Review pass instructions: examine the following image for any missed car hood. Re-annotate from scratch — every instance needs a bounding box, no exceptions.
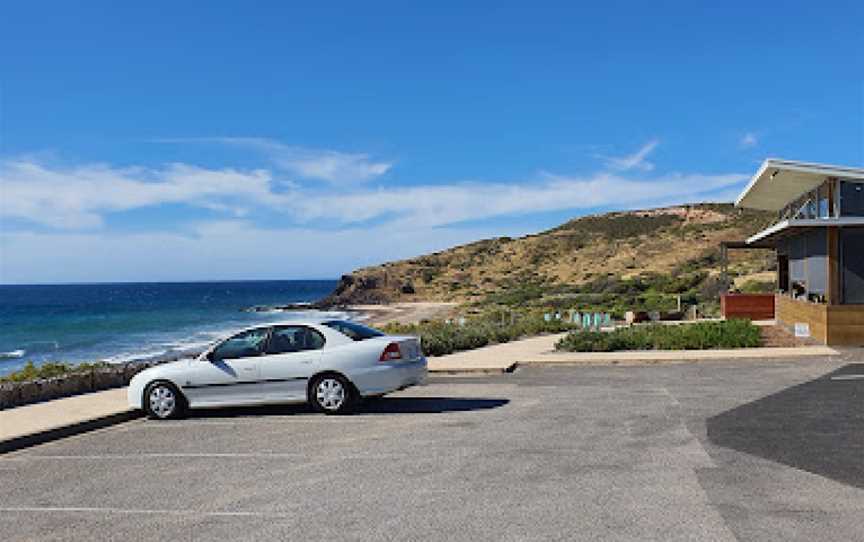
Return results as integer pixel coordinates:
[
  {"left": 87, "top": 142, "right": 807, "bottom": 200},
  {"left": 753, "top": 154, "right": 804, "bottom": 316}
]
[{"left": 133, "top": 358, "right": 192, "bottom": 381}]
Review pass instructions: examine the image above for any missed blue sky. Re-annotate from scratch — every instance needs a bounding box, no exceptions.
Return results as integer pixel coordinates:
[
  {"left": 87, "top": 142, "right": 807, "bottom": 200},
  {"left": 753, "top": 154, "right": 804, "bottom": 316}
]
[{"left": 1, "top": 1, "right": 862, "bottom": 283}]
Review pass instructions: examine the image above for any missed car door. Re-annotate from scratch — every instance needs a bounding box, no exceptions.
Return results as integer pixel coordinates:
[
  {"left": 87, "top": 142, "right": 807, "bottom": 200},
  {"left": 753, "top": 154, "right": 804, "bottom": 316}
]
[
  {"left": 258, "top": 325, "right": 325, "bottom": 402},
  {"left": 182, "top": 327, "right": 270, "bottom": 406}
]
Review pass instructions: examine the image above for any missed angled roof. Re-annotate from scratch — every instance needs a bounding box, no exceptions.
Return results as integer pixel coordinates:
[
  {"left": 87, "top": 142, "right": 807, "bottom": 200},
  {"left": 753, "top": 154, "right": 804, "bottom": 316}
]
[{"left": 735, "top": 159, "right": 864, "bottom": 211}]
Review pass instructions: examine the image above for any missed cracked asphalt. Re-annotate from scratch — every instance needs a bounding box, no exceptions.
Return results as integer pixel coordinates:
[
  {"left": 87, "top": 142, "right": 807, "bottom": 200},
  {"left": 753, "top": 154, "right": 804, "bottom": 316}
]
[{"left": 2, "top": 358, "right": 863, "bottom": 541}]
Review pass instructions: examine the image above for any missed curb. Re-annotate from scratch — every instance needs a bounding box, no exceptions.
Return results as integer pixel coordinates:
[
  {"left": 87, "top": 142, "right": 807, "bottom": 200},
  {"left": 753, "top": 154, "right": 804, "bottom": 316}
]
[
  {"left": 428, "top": 363, "right": 518, "bottom": 375},
  {"left": 0, "top": 409, "right": 142, "bottom": 455}
]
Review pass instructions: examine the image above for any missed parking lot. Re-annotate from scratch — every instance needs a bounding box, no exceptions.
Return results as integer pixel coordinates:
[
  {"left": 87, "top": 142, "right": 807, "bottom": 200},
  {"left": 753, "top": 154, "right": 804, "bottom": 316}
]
[{"left": 2, "top": 358, "right": 863, "bottom": 541}]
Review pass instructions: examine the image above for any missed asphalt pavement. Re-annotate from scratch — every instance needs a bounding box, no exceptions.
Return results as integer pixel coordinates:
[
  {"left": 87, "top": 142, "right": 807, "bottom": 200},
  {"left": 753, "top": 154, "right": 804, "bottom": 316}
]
[{"left": 2, "top": 358, "right": 863, "bottom": 541}]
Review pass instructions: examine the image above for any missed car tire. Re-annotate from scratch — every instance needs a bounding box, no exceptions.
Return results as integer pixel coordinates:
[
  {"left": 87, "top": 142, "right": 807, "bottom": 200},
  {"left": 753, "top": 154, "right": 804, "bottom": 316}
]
[
  {"left": 309, "top": 374, "right": 356, "bottom": 415},
  {"left": 144, "top": 381, "right": 186, "bottom": 420}
]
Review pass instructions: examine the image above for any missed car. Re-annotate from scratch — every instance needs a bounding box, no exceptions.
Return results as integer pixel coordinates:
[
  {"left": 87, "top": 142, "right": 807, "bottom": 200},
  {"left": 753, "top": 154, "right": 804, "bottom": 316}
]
[{"left": 128, "top": 320, "right": 427, "bottom": 419}]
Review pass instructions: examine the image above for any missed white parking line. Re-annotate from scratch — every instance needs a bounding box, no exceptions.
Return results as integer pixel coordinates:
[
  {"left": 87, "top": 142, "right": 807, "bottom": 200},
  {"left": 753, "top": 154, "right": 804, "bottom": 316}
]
[
  {"left": 0, "top": 506, "right": 291, "bottom": 518},
  {"left": 830, "top": 374, "right": 864, "bottom": 381},
  {"left": 2, "top": 452, "right": 305, "bottom": 460},
  {"left": 3, "top": 452, "right": 400, "bottom": 461}
]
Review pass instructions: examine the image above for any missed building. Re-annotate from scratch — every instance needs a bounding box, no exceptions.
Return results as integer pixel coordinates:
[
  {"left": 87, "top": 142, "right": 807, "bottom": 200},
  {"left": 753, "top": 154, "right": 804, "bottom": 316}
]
[{"left": 733, "top": 159, "right": 864, "bottom": 345}]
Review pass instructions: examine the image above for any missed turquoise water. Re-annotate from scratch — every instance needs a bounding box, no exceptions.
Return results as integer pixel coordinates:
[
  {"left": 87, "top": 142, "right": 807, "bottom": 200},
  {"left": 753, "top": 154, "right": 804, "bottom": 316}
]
[{"left": 0, "top": 280, "right": 340, "bottom": 376}]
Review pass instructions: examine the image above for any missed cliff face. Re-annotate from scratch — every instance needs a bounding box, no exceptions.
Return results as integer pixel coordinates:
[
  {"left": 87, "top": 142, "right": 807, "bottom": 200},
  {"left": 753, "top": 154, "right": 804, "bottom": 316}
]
[{"left": 320, "top": 203, "right": 776, "bottom": 307}]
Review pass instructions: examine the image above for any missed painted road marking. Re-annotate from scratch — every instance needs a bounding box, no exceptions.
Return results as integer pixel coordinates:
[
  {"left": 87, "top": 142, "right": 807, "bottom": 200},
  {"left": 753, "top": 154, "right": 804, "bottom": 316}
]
[
  {"left": 0, "top": 506, "right": 292, "bottom": 518},
  {"left": 830, "top": 374, "right": 864, "bottom": 381}
]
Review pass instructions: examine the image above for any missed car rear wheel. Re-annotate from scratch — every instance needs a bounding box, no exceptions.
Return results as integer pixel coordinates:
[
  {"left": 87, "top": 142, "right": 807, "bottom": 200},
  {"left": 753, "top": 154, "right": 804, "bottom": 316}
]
[
  {"left": 144, "top": 381, "right": 185, "bottom": 420},
  {"left": 309, "top": 374, "right": 356, "bottom": 415}
]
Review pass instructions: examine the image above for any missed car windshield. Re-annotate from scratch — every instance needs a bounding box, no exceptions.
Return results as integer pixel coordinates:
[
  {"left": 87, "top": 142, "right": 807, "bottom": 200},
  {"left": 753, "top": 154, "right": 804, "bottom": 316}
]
[{"left": 323, "top": 320, "right": 385, "bottom": 341}]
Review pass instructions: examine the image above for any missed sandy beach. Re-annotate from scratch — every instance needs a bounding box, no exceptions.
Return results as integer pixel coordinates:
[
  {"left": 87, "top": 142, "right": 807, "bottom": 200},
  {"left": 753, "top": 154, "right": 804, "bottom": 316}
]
[{"left": 349, "top": 302, "right": 459, "bottom": 326}]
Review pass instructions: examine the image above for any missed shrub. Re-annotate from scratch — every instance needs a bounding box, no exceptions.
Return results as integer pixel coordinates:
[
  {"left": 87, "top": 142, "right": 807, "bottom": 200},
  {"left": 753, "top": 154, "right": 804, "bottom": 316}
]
[
  {"left": 382, "top": 315, "right": 575, "bottom": 357},
  {"left": 555, "top": 320, "right": 761, "bottom": 352},
  {"left": 1, "top": 361, "right": 110, "bottom": 383}
]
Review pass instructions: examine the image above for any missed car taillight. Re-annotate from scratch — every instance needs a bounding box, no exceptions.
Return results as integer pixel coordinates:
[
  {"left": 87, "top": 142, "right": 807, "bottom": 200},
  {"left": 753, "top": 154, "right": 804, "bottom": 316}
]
[{"left": 379, "top": 342, "right": 402, "bottom": 362}]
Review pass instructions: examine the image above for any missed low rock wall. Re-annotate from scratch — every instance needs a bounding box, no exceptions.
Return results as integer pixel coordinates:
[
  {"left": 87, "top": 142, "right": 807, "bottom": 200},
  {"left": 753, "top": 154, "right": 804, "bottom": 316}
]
[{"left": 0, "top": 362, "right": 159, "bottom": 410}]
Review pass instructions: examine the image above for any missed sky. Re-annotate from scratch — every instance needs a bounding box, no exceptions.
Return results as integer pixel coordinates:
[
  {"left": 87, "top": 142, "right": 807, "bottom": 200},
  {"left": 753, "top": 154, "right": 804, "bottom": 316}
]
[{"left": 1, "top": 1, "right": 862, "bottom": 284}]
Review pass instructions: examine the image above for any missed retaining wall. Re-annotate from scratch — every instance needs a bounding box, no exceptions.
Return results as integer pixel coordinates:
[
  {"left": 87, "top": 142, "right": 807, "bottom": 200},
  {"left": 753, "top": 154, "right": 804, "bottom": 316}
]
[{"left": 0, "top": 362, "right": 159, "bottom": 410}]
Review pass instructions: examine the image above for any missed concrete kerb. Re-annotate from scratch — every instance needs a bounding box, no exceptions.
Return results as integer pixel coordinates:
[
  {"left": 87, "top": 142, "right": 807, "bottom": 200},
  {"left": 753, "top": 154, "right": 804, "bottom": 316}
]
[{"left": 0, "top": 409, "right": 141, "bottom": 455}]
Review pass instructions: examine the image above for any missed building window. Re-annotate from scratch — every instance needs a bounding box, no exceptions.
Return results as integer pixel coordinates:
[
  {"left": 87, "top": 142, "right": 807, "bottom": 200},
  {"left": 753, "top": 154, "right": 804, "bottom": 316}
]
[
  {"left": 839, "top": 180, "right": 864, "bottom": 217},
  {"left": 817, "top": 183, "right": 830, "bottom": 218}
]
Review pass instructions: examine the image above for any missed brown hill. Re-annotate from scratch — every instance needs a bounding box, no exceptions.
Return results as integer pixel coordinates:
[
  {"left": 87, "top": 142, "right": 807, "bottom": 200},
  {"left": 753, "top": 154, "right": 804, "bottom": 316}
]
[{"left": 321, "top": 203, "right": 776, "bottom": 309}]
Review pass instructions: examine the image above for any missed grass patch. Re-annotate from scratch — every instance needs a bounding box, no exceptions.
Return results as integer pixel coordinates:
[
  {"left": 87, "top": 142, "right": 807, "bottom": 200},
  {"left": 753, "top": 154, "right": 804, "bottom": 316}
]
[
  {"left": 555, "top": 320, "right": 761, "bottom": 352},
  {"left": 0, "top": 361, "right": 110, "bottom": 383}
]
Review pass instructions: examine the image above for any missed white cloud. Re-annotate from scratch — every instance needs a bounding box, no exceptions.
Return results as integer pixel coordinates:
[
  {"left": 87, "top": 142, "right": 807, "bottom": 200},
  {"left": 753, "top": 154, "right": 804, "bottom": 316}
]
[
  {"left": 739, "top": 132, "right": 758, "bottom": 148},
  {"left": 600, "top": 140, "right": 660, "bottom": 172},
  {"left": 0, "top": 156, "right": 748, "bottom": 235},
  {"left": 0, "top": 159, "right": 286, "bottom": 229},
  {"left": 157, "top": 137, "right": 392, "bottom": 184},
  {"left": 293, "top": 171, "right": 747, "bottom": 227}
]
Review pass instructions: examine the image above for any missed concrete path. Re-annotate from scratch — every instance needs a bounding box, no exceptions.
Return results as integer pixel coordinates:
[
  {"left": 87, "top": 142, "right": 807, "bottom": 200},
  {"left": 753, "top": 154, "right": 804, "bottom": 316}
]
[
  {"left": 0, "top": 388, "right": 134, "bottom": 453},
  {"left": 0, "top": 337, "right": 847, "bottom": 453},
  {"left": 426, "top": 333, "right": 841, "bottom": 372}
]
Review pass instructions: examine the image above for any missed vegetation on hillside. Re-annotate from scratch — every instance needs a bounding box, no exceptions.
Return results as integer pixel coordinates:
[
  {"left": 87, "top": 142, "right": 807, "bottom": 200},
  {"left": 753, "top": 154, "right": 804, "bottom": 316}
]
[
  {"left": 555, "top": 320, "right": 761, "bottom": 352},
  {"left": 321, "top": 203, "right": 776, "bottom": 314}
]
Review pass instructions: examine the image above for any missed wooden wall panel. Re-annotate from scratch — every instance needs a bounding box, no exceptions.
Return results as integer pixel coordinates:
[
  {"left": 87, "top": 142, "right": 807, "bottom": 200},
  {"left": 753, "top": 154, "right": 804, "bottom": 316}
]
[{"left": 721, "top": 294, "right": 775, "bottom": 320}]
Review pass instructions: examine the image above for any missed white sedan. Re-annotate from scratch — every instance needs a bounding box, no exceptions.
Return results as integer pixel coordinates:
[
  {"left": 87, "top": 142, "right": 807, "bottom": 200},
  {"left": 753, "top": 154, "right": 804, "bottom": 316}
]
[{"left": 128, "top": 320, "right": 427, "bottom": 419}]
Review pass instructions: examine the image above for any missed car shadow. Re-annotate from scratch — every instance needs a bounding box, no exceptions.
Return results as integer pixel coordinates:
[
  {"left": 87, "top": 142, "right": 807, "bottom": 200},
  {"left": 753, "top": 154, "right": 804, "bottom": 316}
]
[
  {"left": 360, "top": 397, "right": 509, "bottom": 414},
  {"left": 706, "top": 363, "right": 864, "bottom": 489},
  {"left": 183, "top": 397, "right": 509, "bottom": 419}
]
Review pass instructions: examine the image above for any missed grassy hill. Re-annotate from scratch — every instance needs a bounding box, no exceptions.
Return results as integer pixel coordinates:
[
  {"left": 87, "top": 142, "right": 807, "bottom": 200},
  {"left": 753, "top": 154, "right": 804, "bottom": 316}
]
[{"left": 322, "top": 203, "right": 776, "bottom": 315}]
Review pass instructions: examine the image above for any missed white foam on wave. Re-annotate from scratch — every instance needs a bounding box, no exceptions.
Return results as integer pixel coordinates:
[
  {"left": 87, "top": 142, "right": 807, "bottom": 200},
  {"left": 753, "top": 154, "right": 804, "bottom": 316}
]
[{"left": 0, "top": 349, "right": 25, "bottom": 360}]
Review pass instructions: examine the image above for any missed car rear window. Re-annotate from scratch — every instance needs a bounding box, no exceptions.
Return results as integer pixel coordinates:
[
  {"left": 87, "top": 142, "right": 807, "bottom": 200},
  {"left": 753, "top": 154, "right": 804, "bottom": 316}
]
[{"left": 323, "top": 320, "right": 385, "bottom": 341}]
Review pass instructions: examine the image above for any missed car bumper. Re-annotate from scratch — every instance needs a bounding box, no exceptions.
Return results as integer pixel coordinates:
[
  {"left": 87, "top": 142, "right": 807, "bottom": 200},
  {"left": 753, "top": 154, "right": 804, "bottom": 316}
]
[{"left": 352, "top": 357, "right": 428, "bottom": 396}]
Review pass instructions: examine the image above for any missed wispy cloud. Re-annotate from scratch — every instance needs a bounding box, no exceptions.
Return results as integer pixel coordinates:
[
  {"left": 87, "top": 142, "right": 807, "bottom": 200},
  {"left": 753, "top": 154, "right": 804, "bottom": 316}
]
[
  {"left": 739, "top": 132, "right": 759, "bottom": 149},
  {"left": 600, "top": 139, "right": 660, "bottom": 172},
  {"left": 293, "top": 171, "right": 747, "bottom": 227},
  {"left": 155, "top": 137, "right": 392, "bottom": 184},
  {"left": 0, "top": 159, "right": 285, "bottom": 229},
  {"left": 0, "top": 156, "right": 747, "bottom": 232}
]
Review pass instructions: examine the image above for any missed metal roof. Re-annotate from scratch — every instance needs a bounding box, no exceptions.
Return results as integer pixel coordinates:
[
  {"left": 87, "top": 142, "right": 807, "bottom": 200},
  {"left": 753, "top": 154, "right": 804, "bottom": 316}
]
[{"left": 735, "top": 159, "right": 864, "bottom": 211}]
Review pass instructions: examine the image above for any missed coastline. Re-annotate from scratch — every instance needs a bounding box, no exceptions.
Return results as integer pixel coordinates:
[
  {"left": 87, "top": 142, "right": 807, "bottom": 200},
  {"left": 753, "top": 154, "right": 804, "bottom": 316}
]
[{"left": 2, "top": 301, "right": 459, "bottom": 379}]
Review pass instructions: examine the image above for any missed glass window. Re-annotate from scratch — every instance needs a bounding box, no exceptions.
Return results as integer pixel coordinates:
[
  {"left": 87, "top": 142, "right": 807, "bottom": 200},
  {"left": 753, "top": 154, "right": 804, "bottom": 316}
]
[
  {"left": 265, "top": 326, "right": 325, "bottom": 354},
  {"left": 817, "top": 183, "right": 830, "bottom": 218},
  {"left": 323, "top": 320, "right": 385, "bottom": 341},
  {"left": 840, "top": 180, "right": 864, "bottom": 217},
  {"left": 209, "top": 328, "right": 269, "bottom": 361}
]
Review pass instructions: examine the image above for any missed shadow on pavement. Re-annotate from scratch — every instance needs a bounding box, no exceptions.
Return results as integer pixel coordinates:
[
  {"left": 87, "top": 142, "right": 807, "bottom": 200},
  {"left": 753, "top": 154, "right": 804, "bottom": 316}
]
[
  {"left": 706, "top": 363, "right": 864, "bottom": 488},
  {"left": 185, "top": 397, "right": 509, "bottom": 419},
  {"left": 360, "top": 397, "right": 509, "bottom": 414}
]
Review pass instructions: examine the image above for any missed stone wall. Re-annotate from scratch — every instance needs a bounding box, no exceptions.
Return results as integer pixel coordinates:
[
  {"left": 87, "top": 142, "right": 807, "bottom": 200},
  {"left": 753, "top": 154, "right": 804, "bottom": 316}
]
[{"left": 0, "top": 362, "right": 160, "bottom": 410}]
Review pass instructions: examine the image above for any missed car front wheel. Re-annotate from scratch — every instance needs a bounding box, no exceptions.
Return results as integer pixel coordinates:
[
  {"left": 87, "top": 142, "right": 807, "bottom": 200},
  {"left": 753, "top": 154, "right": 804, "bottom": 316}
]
[
  {"left": 309, "top": 374, "right": 356, "bottom": 415},
  {"left": 144, "top": 381, "right": 185, "bottom": 420}
]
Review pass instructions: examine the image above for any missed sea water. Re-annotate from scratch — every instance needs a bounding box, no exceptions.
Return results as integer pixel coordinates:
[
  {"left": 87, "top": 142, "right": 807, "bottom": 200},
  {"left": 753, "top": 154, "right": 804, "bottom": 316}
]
[{"left": 0, "top": 280, "right": 340, "bottom": 376}]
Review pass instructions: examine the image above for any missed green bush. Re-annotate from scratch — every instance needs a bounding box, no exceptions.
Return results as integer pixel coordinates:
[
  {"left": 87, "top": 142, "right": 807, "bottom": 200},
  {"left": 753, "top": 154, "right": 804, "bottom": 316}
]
[
  {"left": 383, "top": 315, "right": 575, "bottom": 357},
  {"left": 739, "top": 280, "right": 774, "bottom": 293},
  {"left": 0, "top": 361, "right": 110, "bottom": 383},
  {"left": 555, "top": 320, "right": 761, "bottom": 352}
]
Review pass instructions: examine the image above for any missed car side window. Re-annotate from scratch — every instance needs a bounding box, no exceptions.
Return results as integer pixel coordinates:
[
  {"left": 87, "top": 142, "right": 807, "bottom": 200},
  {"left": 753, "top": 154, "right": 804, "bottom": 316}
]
[
  {"left": 265, "top": 326, "right": 325, "bottom": 355},
  {"left": 209, "top": 328, "right": 270, "bottom": 362}
]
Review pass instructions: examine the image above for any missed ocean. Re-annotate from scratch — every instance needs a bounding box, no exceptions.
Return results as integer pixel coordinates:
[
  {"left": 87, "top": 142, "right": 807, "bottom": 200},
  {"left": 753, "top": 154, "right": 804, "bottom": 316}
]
[{"left": 0, "top": 280, "right": 341, "bottom": 376}]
